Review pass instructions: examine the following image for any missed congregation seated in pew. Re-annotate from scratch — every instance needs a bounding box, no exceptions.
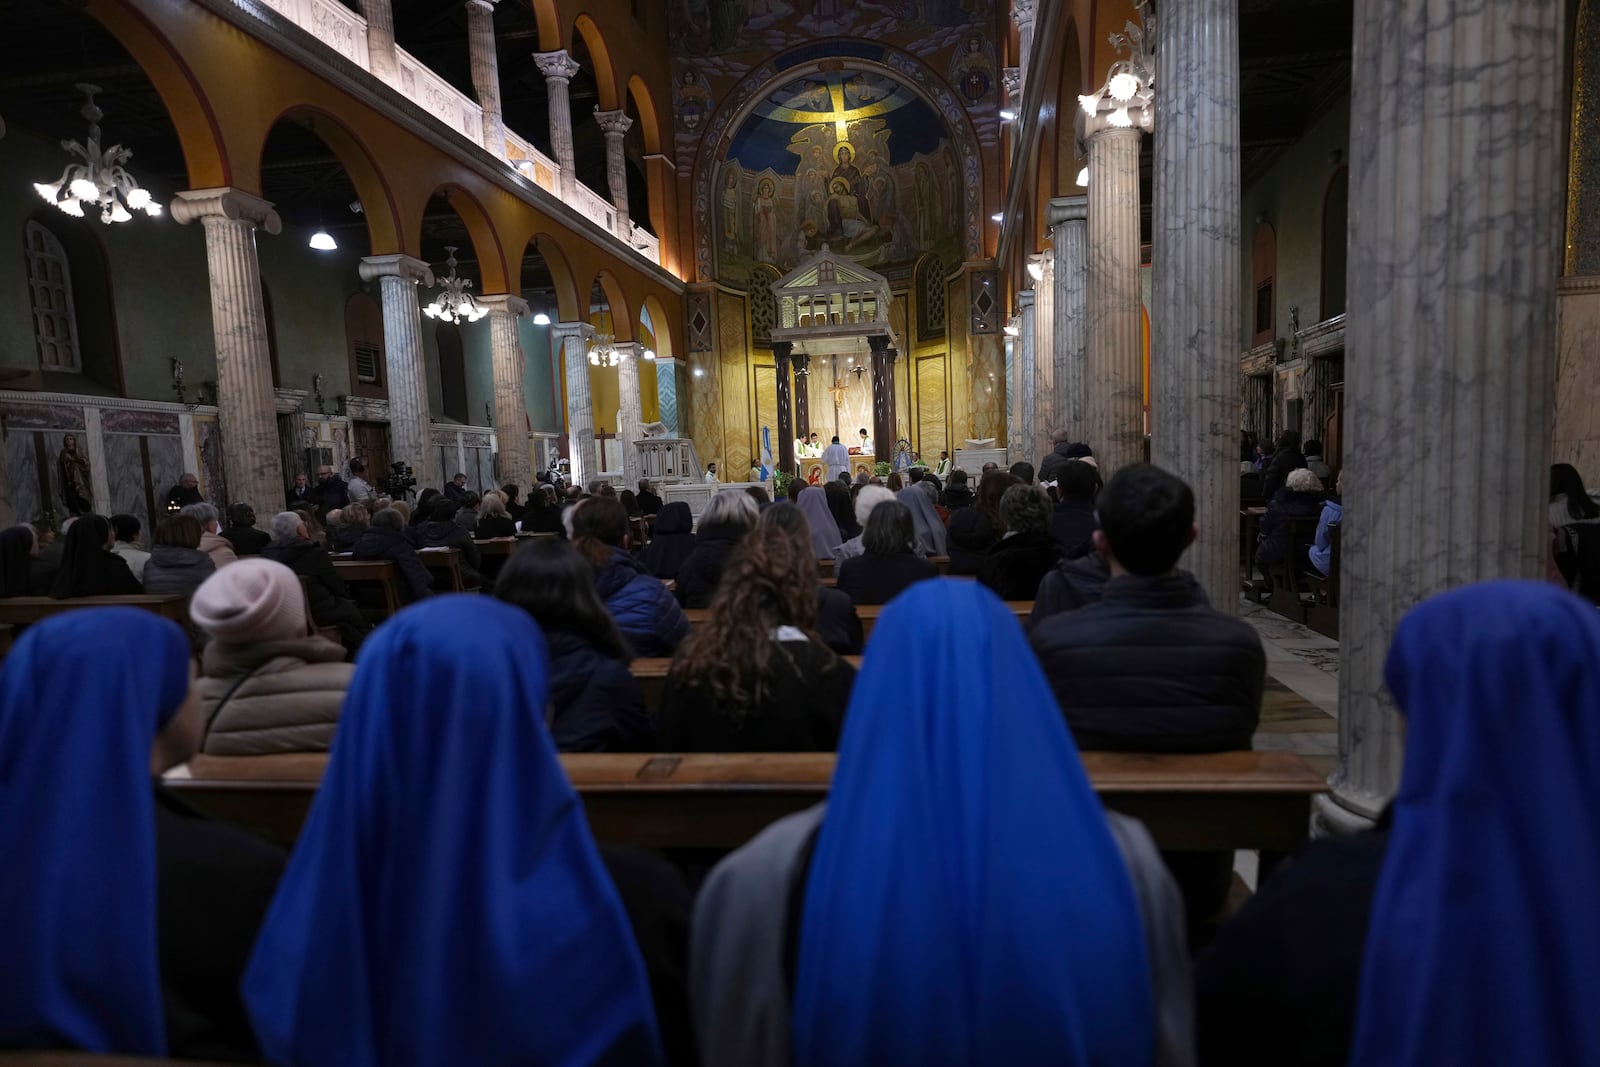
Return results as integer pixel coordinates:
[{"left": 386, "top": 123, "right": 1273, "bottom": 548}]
[
  {"left": 641, "top": 501, "right": 696, "bottom": 580},
  {"left": 49, "top": 514, "right": 142, "bottom": 599},
  {"left": 673, "top": 490, "right": 759, "bottom": 609},
  {"left": 221, "top": 502, "right": 271, "bottom": 558},
  {"left": 977, "top": 483, "right": 1063, "bottom": 601},
  {"left": 407, "top": 496, "right": 483, "bottom": 589},
  {"left": 261, "top": 511, "right": 368, "bottom": 653},
  {"left": 141, "top": 513, "right": 217, "bottom": 599},
  {"left": 0, "top": 524, "right": 59, "bottom": 597},
  {"left": 573, "top": 495, "right": 689, "bottom": 658},
  {"left": 835, "top": 500, "right": 938, "bottom": 606},
  {"left": 110, "top": 513, "right": 152, "bottom": 581},
  {"left": 830, "top": 484, "right": 893, "bottom": 561},
  {"left": 760, "top": 502, "right": 864, "bottom": 655},
  {"left": 349, "top": 507, "right": 433, "bottom": 604}
]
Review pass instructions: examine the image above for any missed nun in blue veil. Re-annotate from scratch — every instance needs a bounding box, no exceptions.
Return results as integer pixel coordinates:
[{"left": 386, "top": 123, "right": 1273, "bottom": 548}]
[
  {"left": 1346, "top": 581, "right": 1600, "bottom": 1066},
  {"left": 690, "top": 580, "right": 1192, "bottom": 1067},
  {"left": 243, "top": 595, "right": 666, "bottom": 1067},
  {"left": 1, "top": 608, "right": 281, "bottom": 1058}
]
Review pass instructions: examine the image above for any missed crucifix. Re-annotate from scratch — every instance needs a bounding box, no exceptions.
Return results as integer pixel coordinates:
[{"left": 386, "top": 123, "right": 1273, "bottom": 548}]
[{"left": 827, "top": 360, "right": 849, "bottom": 441}]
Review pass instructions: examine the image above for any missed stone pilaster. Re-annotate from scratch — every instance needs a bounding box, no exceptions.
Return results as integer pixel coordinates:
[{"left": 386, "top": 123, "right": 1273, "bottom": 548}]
[
  {"left": 1048, "top": 196, "right": 1089, "bottom": 448},
  {"left": 655, "top": 356, "right": 684, "bottom": 437},
  {"left": 1150, "top": 0, "right": 1242, "bottom": 611},
  {"left": 869, "top": 334, "right": 897, "bottom": 459},
  {"left": 615, "top": 342, "right": 645, "bottom": 490},
  {"left": 1015, "top": 289, "right": 1036, "bottom": 468},
  {"left": 595, "top": 108, "right": 634, "bottom": 240},
  {"left": 359, "top": 0, "right": 400, "bottom": 86},
  {"left": 1086, "top": 126, "right": 1146, "bottom": 476},
  {"left": 478, "top": 295, "right": 532, "bottom": 489},
  {"left": 1324, "top": 0, "right": 1566, "bottom": 826},
  {"left": 170, "top": 188, "right": 284, "bottom": 518},
  {"left": 534, "top": 50, "right": 581, "bottom": 202},
  {"left": 358, "top": 254, "right": 436, "bottom": 491},
  {"left": 773, "top": 341, "right": 795, "bottom": 475},
  {"left": 1031, "top": 256, "right": 1055, "bottom": 466},
  {"left": 554, "top": 321, "right": 596, "bottom": 486},
  {"left": 464, "top": 0, "right": 505, "bottom": 157}
]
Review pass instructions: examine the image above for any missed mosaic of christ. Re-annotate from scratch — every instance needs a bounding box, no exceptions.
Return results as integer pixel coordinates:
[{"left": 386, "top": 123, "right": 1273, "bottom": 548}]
[{"left": 713, "top": 69, "right": 964, "bottom": 281}]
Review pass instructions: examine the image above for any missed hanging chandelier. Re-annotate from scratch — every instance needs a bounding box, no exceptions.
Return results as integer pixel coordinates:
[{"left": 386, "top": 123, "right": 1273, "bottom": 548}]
[
  {"left": 589, "top": 332, "right": 622, "bottom": 368},
  {"left": 1077, "top": 5, "right": 1155, "bottom": 132},
  {"left": 34, "top": 83, "right": 161, "bottom": 224},
  {"left": 422, "top": 246, "right": 486, "bottom": 324}
]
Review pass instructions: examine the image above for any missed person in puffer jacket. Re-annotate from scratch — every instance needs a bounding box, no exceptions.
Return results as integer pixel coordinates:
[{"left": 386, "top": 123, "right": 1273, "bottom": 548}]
[{"left": 571, "top": 496, "right": 689, "bottom": 658}]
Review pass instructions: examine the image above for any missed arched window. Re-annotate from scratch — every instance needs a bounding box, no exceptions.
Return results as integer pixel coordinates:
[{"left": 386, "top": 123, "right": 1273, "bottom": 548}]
[
  {"left": 1321, "top": 167, "right": 1350, "bottom": 319},
  {"left": 345, "top": 292, "right": 386, "bottom": 395},
  {"left": 24, "top": 220, "right": 81, "bottom": 373},
  {"left": 1251, "top": 222, "right": 1277, "bottom": 347}
]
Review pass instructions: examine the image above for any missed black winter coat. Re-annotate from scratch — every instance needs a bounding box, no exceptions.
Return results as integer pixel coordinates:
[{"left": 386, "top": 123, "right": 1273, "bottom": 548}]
[
  {"left": 1030, "top": 572, "right": 1264, "bottom": 753},
  {"left": 817, "top": 585, "right": 864, "bottom": 654},
  {"left": 673, "top": 521, "right": 748, "bottom": 608},
  {"left": 307, "top": 477, "right": 348, "bottom": 515},
  {"left": 1256, "top": 489, "right": 1324, "bottom": 566},
  {"left": 545, "top": 630, "right": 656, "bottom": 752},
  {"left": 1260, "top": 446, "right": 1307, "bottom": 503},
  {"left": 1048, "top": 494, "right": 1098, "bottom": 559},
  {"left": 260, "top": 539, "right": 354, "bottom": 623},
  {"left": 945, "top": 507, "right": 997, "bottom": 575},
  {"left": 408, "top": 520, "right": 483, "bottom": 588},
  {"left": 351, "top": 524, "right": 435, "bottom": 603},
  {"left": 659, "top": 639, "right": 855, "bottom": 752},
  {"left": 836, "top": 552, "right": 938, "bottom": 606},
  {"left": 221, "top": 524, "right": 271, "bottom": 557},
  {"left": 978, "top": 527, "right": 1063, "bottom": 602}
]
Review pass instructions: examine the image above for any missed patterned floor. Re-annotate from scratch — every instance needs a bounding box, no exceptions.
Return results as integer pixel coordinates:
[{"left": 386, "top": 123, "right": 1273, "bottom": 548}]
[{"left": 1244, "top": 597, "right": 1340, "bottom": 779}]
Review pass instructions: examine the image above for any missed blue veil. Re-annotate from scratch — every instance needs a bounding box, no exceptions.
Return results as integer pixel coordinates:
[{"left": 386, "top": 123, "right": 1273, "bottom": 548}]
[
  {"left": 1349, "top": 581, "right": 1600, "bottom": 1065},
  {"left": 0, "top": 608, "right": 192, "bottom": 1054},
  {"left": 792, "top": 581, "right": 1153, "bottom": 1066},
  {"left": 242, "top": 596, "right": 664, "bottom": 1067}
]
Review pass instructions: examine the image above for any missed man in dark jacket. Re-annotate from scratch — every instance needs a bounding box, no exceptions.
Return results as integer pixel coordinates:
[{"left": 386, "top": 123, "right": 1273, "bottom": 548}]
[
  {"left": 409, "top": 495, "right": 483, "bottom": 589},
  {"left": 1047, "top": 458, "right": 1101, "bottom": 559},
  {"left": 220, "top": 503, "right": 271, "bottom": 557},
  {"left": 1029, "top": 463, "right": 1265, "bottom": 922},
  {"left": 165, "top": 472, "right": 204, "bottom": 511},
  {"left": 286, "top": 473, "right": 313, "bottom": 510},
  {"left": 1259, "top": 430, "right": 1307, "bottom": 502},
  {"left": 351, "top": 507, "right": 434, "bottom": 603},
  {"left": 306, "top": 465, "right": 348, "bottom": 517},
  {"left": 442, "top": 472, "right": 469, "bottom": 504},
  {"left": 942, "top": 468, "right": 976, "bottom": 510},
  {"left": 261, "top": 511, "right": 369, "bottom": 652},
  {"left": 1037, "top": 431, "right": 1094, "bottom": 486},
  {"left": 636, "top": 479, "right": 663, "bottom": 516}
]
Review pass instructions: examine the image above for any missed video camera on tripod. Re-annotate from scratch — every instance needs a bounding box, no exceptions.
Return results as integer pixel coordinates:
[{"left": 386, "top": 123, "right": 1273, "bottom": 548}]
[{"left": 383, "top": 460, "right": 419, "bottom": 500}]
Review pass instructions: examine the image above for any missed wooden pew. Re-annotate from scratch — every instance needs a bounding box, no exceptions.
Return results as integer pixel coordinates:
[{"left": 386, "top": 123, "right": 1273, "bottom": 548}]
[
  {"left": 629, "top": 655, "right": 863, "bottom": 711},
  {"left": 1298, "top": 524, "right": 1340, "bottom": 639},
  {"left": 819, "top": 556, "right": 952, "bottom": 578},
  {"left": 0, "top": 594, "right": 189, "bottom": 627},
  {"left": 474, "top": 538, "right": 519, "bottom": 557},
  {"left": 169, "top": 749, "right": 1327, "bottom": 854},
  {"left": 417, "top": 546, "right": 466, "bottom": 591},
  {"left": 332, "top": 558, "right": 403, "bottom": 618},
  {"left": 684, "top": 600, "right": 1031, "bottom": 639}
]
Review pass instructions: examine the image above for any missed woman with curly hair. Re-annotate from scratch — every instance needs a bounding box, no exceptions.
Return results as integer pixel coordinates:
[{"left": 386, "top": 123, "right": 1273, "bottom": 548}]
[{"left": 659, "top": 525, "right": 856, "bottom": 751}]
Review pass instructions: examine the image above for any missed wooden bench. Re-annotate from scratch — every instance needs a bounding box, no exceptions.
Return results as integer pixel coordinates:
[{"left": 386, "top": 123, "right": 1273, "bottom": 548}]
[
  {"left": 332, "top": 558, "right": 403, "bottom": 617},
  {"left": 0, "top": 594, "right": 189, "bottom": 627},
  {"left": 629, "top": 655, "right": 862, "bottom": 711},
  {"left": 1298, "top": 524, "right": 1340, "bottom": 639},
  {"left": 819, "top": 556, "right": 952, "bottom": 578},
  {"left": 684, "top": 600, "right": 1031, "bottom": 639},
  {"left": 169, "top": 749, "right": 1327, "bottom": 854},
  {"left": 416, "top": 547, "right": 466, "bottom": 591}
]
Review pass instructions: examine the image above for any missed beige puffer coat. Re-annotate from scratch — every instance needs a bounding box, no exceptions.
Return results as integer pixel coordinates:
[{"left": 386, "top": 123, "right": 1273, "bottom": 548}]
[{"left": 199, "top": 636, "right": 353, "bottom": 755}]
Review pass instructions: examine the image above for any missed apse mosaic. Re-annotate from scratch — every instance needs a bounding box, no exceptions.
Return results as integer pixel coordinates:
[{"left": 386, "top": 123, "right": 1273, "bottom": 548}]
[{"left": 711, "top": 69, "right": 965, "bottom": 283}]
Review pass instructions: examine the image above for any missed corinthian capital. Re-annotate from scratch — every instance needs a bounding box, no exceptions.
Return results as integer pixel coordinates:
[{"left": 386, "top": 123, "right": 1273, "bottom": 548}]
[{"left": 534, "top": 49, "right": 581, "bottom": 82}]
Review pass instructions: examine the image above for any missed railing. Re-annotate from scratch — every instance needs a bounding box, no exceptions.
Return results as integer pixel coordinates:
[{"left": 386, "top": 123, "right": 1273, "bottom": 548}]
[{"left": 234, "top": 0, "right": 660, "bottom": 266}]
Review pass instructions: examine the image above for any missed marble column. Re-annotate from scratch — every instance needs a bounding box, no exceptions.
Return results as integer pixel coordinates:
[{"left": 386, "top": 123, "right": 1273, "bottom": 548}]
[
  {"left": 869, "top": 334, "right": 897, "bottom": 460},
  {"left": 1049, "top": 195, "right": 1089, "bottom": 447},
  {"left": 1015, "top": 290, "right": 1036, "bottom": 466},
  {"left": 655, "top": 356, "right": 684, "bottom": 436},
  {"left": 554, "top": 322, "right": 596, "bottom": 486},
  {"left": 1323, "top": 0, "right": 1565, "bottom": 827},
  {"left": 595, "top": 108, "right": 634, "bottom": 240},
  {"left": 478, "top": 295, "right": 532, "bottom": 489},
  {"left": 464, "top": 0, "right": 505, "bottom": 157},
  {"left": 359, "top": 0, "right": 400, "bottom": 86},
  {"left": 1150, "top": 0, "right": 1241, "bottom": 611},
  {"left": 1086, "top": 126, "right": 1146, "bottom": 476},
  {"left": 358, "top": 254, "right": 436, "bottom": 491},
  {"left": 792, "top": 354, "right": 812, "bottom": 439},
  {"left": 616, "top": 342, "right": 645, "bottom": 490},
  {"left": 170, "top": 188, "right": 284, "bottom": 518},
  {"left": 535, "top": 51, "right": 581, "bottom": 203},
  {"left": 773, "top": 341, "right": 796, "bottom": 475},
  {"left": 1031, "top": 255, "right": 1055, "bottom": 465},
  {"left": 1011, "top": 0, "right": 1037, "bottom": 92}
]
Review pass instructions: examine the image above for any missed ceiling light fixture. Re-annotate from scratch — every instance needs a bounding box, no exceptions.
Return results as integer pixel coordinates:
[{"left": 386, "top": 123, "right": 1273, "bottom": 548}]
[
  {"left": 991, "top": 212, "right": 1004, "bottom": 222},
  {"left": 422, "top": 246, "right": 486, "bottom": 324},
  {"left": 588, "top": 331, "right": 624, "bottom": 368},
  {"left": 1076, "top": 166, "right": 1089, "bottom": 187},
  {"left": 1003, "top": 324, "right": 1020, "bottom": 337},
  {"left": 532, "top": 312, "right": 551, "bottom": 326},
  {"left": 33, "top": 83, "right": 160, "bottom": 225},
  {"left": 642, "top": 348, "right": 656, "bottom": 360},
  {"left": 1078, "top": 6, "right": 1156, "bottom": 135},
  {"left": 1027, "top": 261, "right": 1044, "bottom": 282},
  {"left": 309, "top": 229, "right": 337, "bottom": 251},
  {"left": 999, "top": 109, "right": 1017, "bottom": 121}
]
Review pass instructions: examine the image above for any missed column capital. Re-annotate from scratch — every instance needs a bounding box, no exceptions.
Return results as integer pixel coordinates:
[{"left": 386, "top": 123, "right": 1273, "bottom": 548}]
[
  {"left": 552, "top": 320, "right": 597, "bottom": 344},
  {"left": 594, "top": 108, "right": 634, "bottom": 137},
  {"left": 868, "top": 334, "right": 892, "bottom": 353},
  {"left": 359, "top": 254, "right": 435, "bottom": 286},
  {"left": 534, "top": 49, "right": 580, "bottom": 82},
  {"left": 653, "top": 354, "right": 683, "bottom": 367},
  {"left": 1047, "top": 194, "right": 1089, "bottom": 227},
  {"left": 1002, "top": 67, "right": 1022, "bottom": 100},
  {"left": 170, "top": 188, "right": 282, "bottom": 235},
  {"left": 465, "top": 0, "right": 498, "bottom": 9},
  {"left": 477, "top": 293, "right": 530, "bottom": 318},
  {"left": 771, "top": 340, "right": 794, "bottom": 360},
  {"left": 1017, "top": 287, "right": 1036, "bottom": 310},
  {"left": 1010, "top": 0, "right": 1037, "bottom": 29}
]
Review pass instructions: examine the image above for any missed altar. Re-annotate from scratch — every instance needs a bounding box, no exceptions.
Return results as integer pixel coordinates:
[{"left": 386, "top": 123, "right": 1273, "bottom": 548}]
[{"left": 800, "top": 453, "right": 878, "bottom": 485}]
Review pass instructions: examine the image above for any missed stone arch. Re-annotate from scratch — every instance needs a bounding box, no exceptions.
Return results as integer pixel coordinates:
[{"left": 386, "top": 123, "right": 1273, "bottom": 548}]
[
  {"left": 250, "top": 107, "right": 404, "bottom": 254},
  {"left": 590, "top": 270, "right": 632, "bottom": 341},
  {"left": 572, "top": 13, "right": 620, "bottom": 112},
  {"left": 412, "top": 183, "right": 508, "bottom": 294},
  {"left": 640, "top": 294, "right": 674, "bottom": 361},
  {"left": 522, "top": 232, "right": 582, "bottom": 323},
  {"left": 626, "top": 74, "right": 664, "bottom": 156},
  {"left": 529, "top": 0, "right": 561, "bottom": 50}
]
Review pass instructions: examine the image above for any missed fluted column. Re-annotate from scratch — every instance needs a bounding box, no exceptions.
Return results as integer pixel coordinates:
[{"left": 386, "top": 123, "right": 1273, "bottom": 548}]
[
  {"left": 535, "top": 50, "right": 581, "bottom": 202},
  {"left": 478, "top": 295, "right": 532, "bottom": 489},
  {"left": 595, "top": 108, "right": 634, "bottom": 240},
  {"left": 615, "top": 342, "right": 645, "bottom": 489},
  {"left": 1031, "top": 255, "right": 1055, "bottom": 465},
  {"left": 1011, "top": 0, "right": 1037, "bottom": 91},
  {"left": 358, "top": 254, "right": 437, "bottom": 491},
  {"left": 655, "top": 356, "right": 684, "bottom": 437},
  {"left": 773, "top": 341, "right": 796, "bottom": 475},
  {"left": 1086, "top": 126, "right": 1146, "bottom": 476},
  {"left": 869, "top": 334, "right": 897, "bottom": 460},
  {"left": 792, "top": 354, "right": 811, "bottom": 439},
  {"left": 1321, "top": 0, "right": 1566, "bottom": 828},
  {"left": 171, "top": 188, "right": 284, "bottom": 517},
  {"left": 1049, "top": 195, "right": 1089, "bottom": 447},
  {"left": 554, "top": 322, "right": 596, "bottom": 486},
  {"left": 464, "top": 0, "right": 505, "bottom": 157},
  {"left": 359, "top": 0, "right": 400, "bottom": 86},
  {"left": 1015, "top": 290, "right": 1036, "bottom": 468}
]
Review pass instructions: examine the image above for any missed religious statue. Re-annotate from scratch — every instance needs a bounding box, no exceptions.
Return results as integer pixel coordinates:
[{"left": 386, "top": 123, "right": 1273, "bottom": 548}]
[{"left": 57, "top": 433, "right": 91, "bottom": 516}]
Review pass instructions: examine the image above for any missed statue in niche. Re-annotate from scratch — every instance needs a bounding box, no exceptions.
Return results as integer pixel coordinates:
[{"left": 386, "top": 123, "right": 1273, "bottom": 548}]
[
  {"left": 57, "top": 433, "right": 91, "bottom": 516},
  {"left": 753, "top": 178, "right": 780, "bottom": 264}
]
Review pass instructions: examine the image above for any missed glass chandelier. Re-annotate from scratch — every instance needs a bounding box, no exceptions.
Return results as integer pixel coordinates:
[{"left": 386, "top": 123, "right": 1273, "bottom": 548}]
[
  {"left": 588, "top": 332, "right": 621, "bottom": 368},
  {"left": 1077, "top": 7, "right": 1155, "bottom": 132},
  {"left": 34, "top": 83, "right": 161, "bottom": 224},
  {"left": 422, "top": 247, "right": 486, "bottom": 324}
]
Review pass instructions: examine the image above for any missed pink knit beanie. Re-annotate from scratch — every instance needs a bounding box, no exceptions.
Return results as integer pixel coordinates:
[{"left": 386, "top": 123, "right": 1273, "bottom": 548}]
[{"left": 189, "top": 558, "right": 306, "bottom": 644}]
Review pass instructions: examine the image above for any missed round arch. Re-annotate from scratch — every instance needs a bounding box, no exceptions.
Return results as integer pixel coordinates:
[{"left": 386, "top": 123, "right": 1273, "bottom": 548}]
[
  {"left": 1052, "top": 17, "right": 1086, "bottom": 198},
  {"left": 529, "top": 0, "right": 561, "bottom": 50},
  {"left": 639, "top": 294, "right": 673, "bottom": 360},
  {"left": 626, "top": 74, "right": 664, "bottom": 156},
  {"left": 83, "top": 0, "right": 229, "bottom": 187},
  {"left": 572, "top": 14, "right": 620, "bottom": 112},
  {"left": 590, "top": 271, "right": 632, "bottom": 341},
  {"left": 410, "top": 183, "right": 508, "bottom": 293},
  {"left": 249, "top": 107, "right": 404, "bottom": 254},
  {"left": 523, "top": 232, "right": 582, "bottom": 323}
]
